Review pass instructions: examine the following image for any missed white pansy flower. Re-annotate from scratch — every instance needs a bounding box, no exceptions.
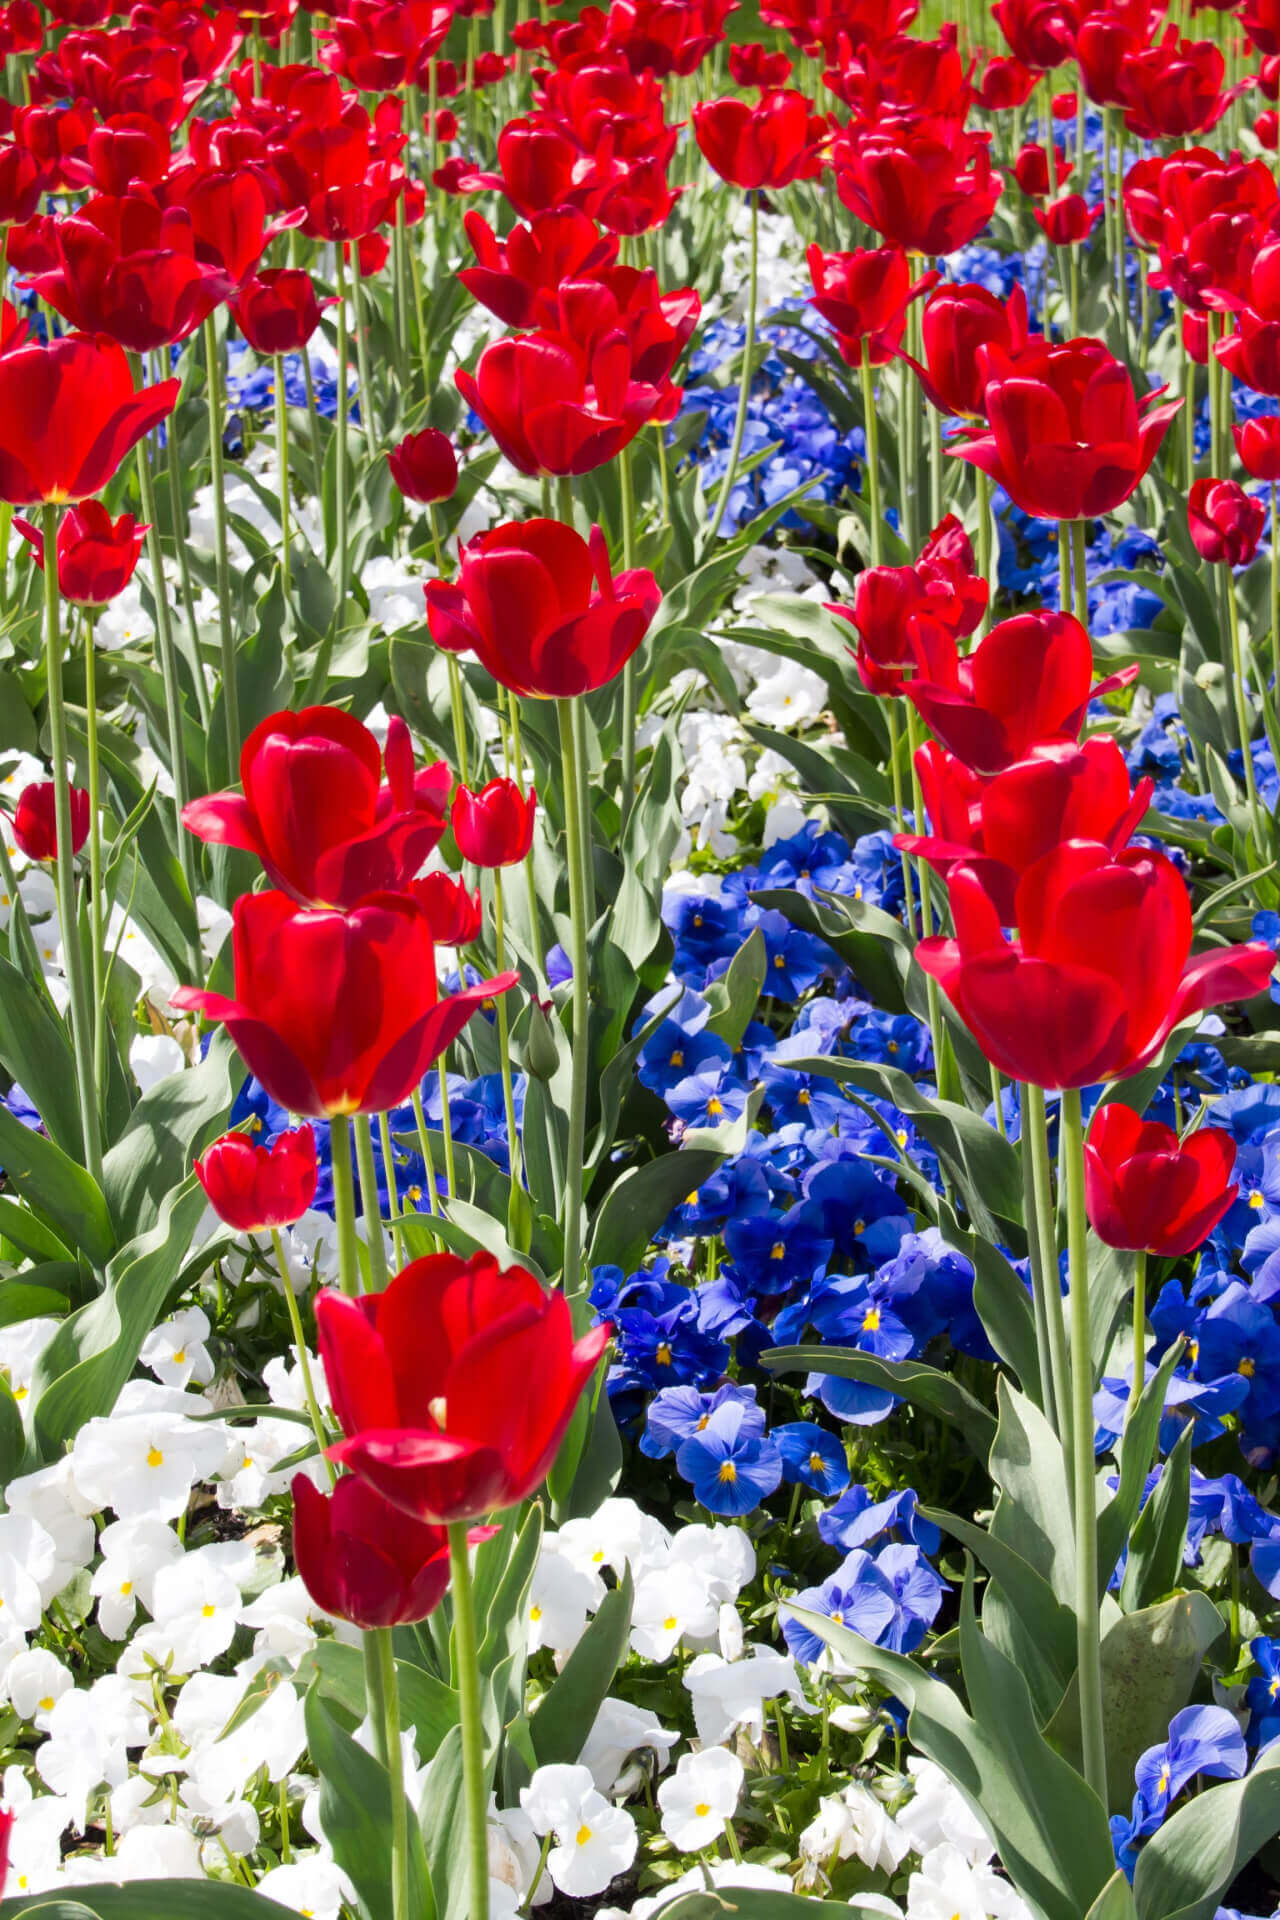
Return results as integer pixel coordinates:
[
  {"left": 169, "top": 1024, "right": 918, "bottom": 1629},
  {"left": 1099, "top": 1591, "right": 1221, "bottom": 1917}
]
[
  {"left": 129, "top": 1034, "right": 184, "bottom": 1093},
  {"left": 5, "top": 1648, "right": 72, "bottom": 1727},
  {"left": 526, "top": 1547, "right": 597, "bottom": 1656},
  {"left": 139, "top": 1308, "right": 214, "bottom": 1391},
  {"left": 36, "top": 1675, "right": 151, "bottom": 1827},
  {"left": 7, "top": 1456, "right": 97, "bottom": 1601},
  {"left": 72, "top": 1394, "right": 226, "bottom": 1522},
  {"left": 683, "top": 1644, "right": 810, "bottom": 1746},
  {"left": 897, "top": 1758, "right": 995, "bottom": 1866},
  {"left": 905, "top": 1843, "right": 1032, "bottom": 1920},
  {"left": 657, "top": 1745, "right": 744, "bottom": 1852},
  {"left": 0, "top": 1513, "right": 58, "bottom": 1633},
  {"left": 90, "top": 1519, "right": 184, "bottom": 1641},
  {"left": 630, "top": 1562, "right": 719, "bottom": 1663},
  {"left": 578, "top": 1697, "right": 678, "bottom": 1796},
  {"left": 256, "top": 1857, "right": 353, "bottom": 1919},
  {"left": 0, "top": 1320, "right": 59, "bottom": 1410},
  {"left": 520, "top": 1763, "right": 636, "bottom": 1899}
]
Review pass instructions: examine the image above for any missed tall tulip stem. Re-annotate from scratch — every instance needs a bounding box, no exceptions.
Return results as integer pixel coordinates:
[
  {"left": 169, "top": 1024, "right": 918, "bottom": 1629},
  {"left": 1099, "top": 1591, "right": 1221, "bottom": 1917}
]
[
  {"left": 268, "top": 1227, "right": 334, "bottom": 1481},
  {"left": 492, "top": 871, "right": 525, "bottom": 1235},
  {"left": 618, "top": 442, "right": 638, "bottom": 827},
  {"left": 1271, "top": 487, "right": 1279, "bottom": 701},
  {"left": 42, "top": 504, "right": 101, "bottom": 1189},
  {"left": 557, "top": 695, "right": 591, "bottom": 1292},
  {"left": 1129, "top": 1247, "right": 1147, "bottom": 1426},
  {"left": 354, "top": 1113, "right": 391, "bottom": 1293},
  {"left": 1062, "top": 1085, "right": 1107, "bottom": 1807},
  {"left": 365, "top": 1627, "right": 409, "bottom": 1920},
  {"left": 274, "top": 354, "right": 291, "bottom": 601},
  {"left": 705, "top": 188, "right": 758, "bottom": 547},
  {"left": 1224, "top": 572, "right": 1266, "bottom": 850},
  {"left": 203, "top": 315, "right": 239, "bottom": 778},
  {"left": 1023, "top": 1082, "right": 1073, "bottom": 1451},
  {"left": 335, "top": 246, "right": 351, "bottom": 617},
  {"left": 82, "top": 611, "right": 107, "bottom": 1104},
  {"left": 427, "top": 506, "right": 470, "bottom": 787},
  {"left": 448, "top": 1523, "right": 490, "bottom": 1920},
  {"left": 330, "top": 1113, "right": 361, "bottom": 1297}
]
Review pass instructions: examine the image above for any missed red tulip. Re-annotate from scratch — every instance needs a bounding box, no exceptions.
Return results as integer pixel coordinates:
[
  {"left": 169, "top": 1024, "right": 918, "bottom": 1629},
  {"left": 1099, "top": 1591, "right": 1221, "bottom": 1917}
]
[
  {"left": 978, "top": 56, "right": 1037, "bottom": 111},
  {"left": 1077, "top": 11, "right": 1146, "bottom": 108},
  {"left": 425, "top": 518, "right": 661, "bottom": 699},
  {"left": 194, "top": 1126, "right": 319, "bottom": 1233},
  {"left": 1234, "top": 416, "right": 1280, "bottom": 480},
  {"left": 1120, "top": 28, "right": 1236, "bottom": 142},
  {"left": 1245, "top": 0, "right": 1280, "bottom": 57},
  {"left": 459, "top": 207, "right": 618, "bottom": 330},
  {"left": 388, "top": 429, "right": 458, "bottom": 504},
  {"left": 805, "top": 243, "right": 936, "bottom": 366},
  {"left": 83, "top": 114, "right": 172, "bottom": 195},
  {"left": 897, "top": 737, "right": 1154, "bottom": 926},
  {"left": 316, "top": 1250, "right": 611, "bottom": 1522},
  {"left": 919, "top": 843, "right": 1275, "bottom": 1090},
  {"left": 1012, "top": 140, "right": 1069, "bottom": 201},
  {"left": 172, "top": 890, "right": 517, "bottom": 1119},
  {"left": 411, "top": 871, "right": 483, "bottom": 947},
  {"left": 12, "top": 780, "right": 90, "bottom": 862},
  {"left": 595, "top": 156, "right": 684, "bottom": 237},
  {"left": 692, "top": 89, "right": 827, "bottom": 191},
  {"left": 0, "top": 333, "right": 179, "bottom": 505},
  {"left": 1188, "top": 477, "right": 1266, "bottom": 568},
  {"left": 233, "top": 269, "right": 329, "bottom": 356},
  {"left": 1035, "top": 194, "right": 1102, "bottom": 247},
  {"left": 1217, "top": 312, "right": 1280, "bottom": 398},
  {"left": 0, "top": 142, "right": 43, "bottom": 225},
  {"left": 828, "top": 514, "right": 987, "bottom": 696},
  {"left": 167, "top": 167, "right": 281, "bottom": 288},
  {"left": 1084, "top": 1103, "right": 1238, "bottom": 1258},
  {"left": 182, "top": 709, "right": 449, "bottom": 910},
  {"left": 729, "top": 42, "right": 793, "bottom": 89},
  {"left": 903, "top": 611, "right": 1137, "bottom": 775},
  {"left": 13, "top": 500, "right": 146, "bottom": 605},
  {"left": 30, "top": 190, "right": 236, "bottom": 352},
  {"left": 909, "top": 282, "right": 1030, "bottom": 419},
  {"left": 474, "top": 118, "right": 580, "bottom": 219},
  {"left": 833, "top": 122, "right": 1002, "bottom": 257},
  {"left": 452, "top": 780, "right": 537, "bottom": 868},
  {"left": 457, "top": 330, "right": 677, "bottom": 478},
  {"left": 991, "top": 0, "right": 1073, "bottom": 69},
  {"left": 949, "top": 337, "right": 1181, "bottom": 522},
  {"left": 293, "top": 1473, "right": 456, "bottom": 1629}
]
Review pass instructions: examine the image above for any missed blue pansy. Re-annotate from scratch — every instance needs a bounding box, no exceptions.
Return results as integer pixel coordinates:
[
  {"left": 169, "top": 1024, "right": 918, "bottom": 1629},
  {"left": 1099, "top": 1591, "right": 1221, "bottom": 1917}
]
[
  {"left": 773, "top": 1422, "right": 851, "bottom": 1496},
  {"left": 675, "top": 1398, "right": 784, "bottom": 1515}
]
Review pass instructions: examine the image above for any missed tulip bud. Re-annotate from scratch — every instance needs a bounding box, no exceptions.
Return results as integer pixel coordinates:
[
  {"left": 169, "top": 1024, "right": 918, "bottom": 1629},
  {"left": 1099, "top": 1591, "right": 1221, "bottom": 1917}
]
[
  {"left": 1084, "top": 1102, "right": 1238, "bottom": 1257},
  {"left": 388, "top": 428, "right": 458, "bottom": 505},
  {"left": 1235, "top": 416, "right": 1280, "bottom": 480},
  {"left": 292, "top": 1473, "right": 455, "bottom": 1629},
  {"left": 1188, "top": 477, "right": 1266, "bottom": 568},
  {"left": 1013, "top": 140, "right": 1067, "bottom": 199},
  {"left": 194, "top": 1126, "right": 318, "bottom": 1233},
  {"left": 525, "top": 996, "right": 561, "bottom": 1082},
  {"left": 1034, "top": 193, "right": 1099, "bottom": 247},
  {"left": 12, "top": 780, "right": 89, "bottom": 862},
  {"left": 411, "top": 870, "right": 483, "bottom": 946},
  {"left": 14, "top": 500, "right": 146, "bottom": 606},
  {"left": 451, "top": 779, "right": 538, "bottom": 868}
]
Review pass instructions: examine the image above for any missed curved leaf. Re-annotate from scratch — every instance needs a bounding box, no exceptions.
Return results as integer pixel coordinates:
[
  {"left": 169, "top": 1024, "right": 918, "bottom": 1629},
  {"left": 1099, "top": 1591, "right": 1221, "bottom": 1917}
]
[
  {"left": 1133, "top": 1739, "right": 1280, "bottom": 1920},
  {"left": 764, "top": 1344, "right": 996, "bottom": 1460}
]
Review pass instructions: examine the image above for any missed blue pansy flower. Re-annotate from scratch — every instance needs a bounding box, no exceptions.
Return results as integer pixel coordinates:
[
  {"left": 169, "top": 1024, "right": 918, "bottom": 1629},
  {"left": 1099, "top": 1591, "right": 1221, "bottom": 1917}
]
[
  {"left": 773, "top": 1422, "right": 851, "bottom": 1496},
  {"left": 1133, "top": 1706, "right": 1247, "bottom": 1824},
  {"left": 675, "top": 1398, "right": 784, "bottom": 1515}
]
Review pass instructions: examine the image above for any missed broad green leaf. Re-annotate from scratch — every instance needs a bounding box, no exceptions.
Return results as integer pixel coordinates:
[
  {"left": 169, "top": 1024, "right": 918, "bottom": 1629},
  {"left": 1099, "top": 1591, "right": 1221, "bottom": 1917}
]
[
  {"left": 0, "top": 1103, "right": 114, "bottom": 1269},
  {"left": 1097, "top": 1342, "right": 1186, "bottom": 1598},
  {"left": 704, "top": 928, "right": 767, "bottom": 1050},
  {"left": 304, "top": 1686, "right": 430, "bottom": 1920},
  {"left": 1120, "top": 1424, "right": 1192, "bottom": 1613},
  {"left": 922, "top": 1504, "right": 1076, "bottom": 1713},
  {"left": 100, "top": 1031, "right": 238, "bottom": 1241},
  {"left": 0, "top": 1892, "right": 280, "bottom": 1918},
  {"left": 1045, "top": 1591, "right": 1225, "bottom": 1815},
  {"left": 764, "top": 1344, "right": 997, "bottom": 1460},
  {"left": 659, "top": 1894, "right": 885, "bottom": 1917},
  {"left": 418, "top": 1724, "right": 462, "bottom": 1920},
  {"left": 989, "top": 1380, "right": 1076, "bottom": 1610},
  {"left": 588, "top": 1143, "right": 736, "bottom": 1274},
  {"left": 1133, "top": 1739, "right": 1280, "bottom": 1920},
  {"left": 530, "top": 1566, "right": 634, "bottom": 1769},
  {"left": 749, "top": 886, "right": 910, "bottom": 1016},
  {"left": 0, "top": 954, "right": 83, "bottom": 1155},
  {"left": 1086, "top": 1872, "right": 1140, "bottom": 1920},
  {"left": 0, "top": 1199, "right": 70, "bottom": 1266}
]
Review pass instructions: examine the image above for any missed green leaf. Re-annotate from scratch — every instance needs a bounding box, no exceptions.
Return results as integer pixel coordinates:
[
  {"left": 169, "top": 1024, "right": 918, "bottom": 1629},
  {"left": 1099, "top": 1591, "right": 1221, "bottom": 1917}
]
[
  {"left": 1085, "top": 1873, "right": 1139, "bottom": 1920},
  {"left": 0, "top": 954, "right": 83, "bottom": 1155},
  {"left": 418, "top": 1723, "right": 463, "bottom": 1920},
  {"left": 1097, "top": 1342, "right": 1186, "bottom": 1598},
  {"left": 1045, "top": 1591, "right": 1226, "bottom": 1815},
  {"left": 588, "top": 1143, "right": 736, "bottom": 1274},
  {"left": 749, "top": 886, "right": 910, "bottom": 1015},
  {"left": 988, "top": 1380, "right": 1076, "bottom": 1610},
  {"left": 100, "top": 1030, "right": 238, "bottom": 1241},
  {"left": 0, "top": 1102, "right": 114, "bottom": 1269},
  {"left": 658, "top": 1895, "right": 884, "bottom": 1917},
  {"left": 300, "top": 1641, "right": 459, "bottom": 1769},
  {"left": 921, "top": 1503, "right": 1077, "bottom": 1714},
  {"left": 763, "top": 1344, "right": 996, "bottom": 1459},
  {"left": 0, "top": 1892, "right": 285, "bottom": 1919},
  {"left": 1120, "top": 1424, "right": 1193, "bottom": 1613},
  {"left": 783, "top": 1595, "right": 1115, "bottom": 1920},
  {"left": 704, "top": 927, "right": 766, "bottom": 1050},
  {"left": 0, "top": 1198, "right": 70, "bottom": 1266},
  {"left": 30, "top": 1176, "right": 207, "bottom": 1458},
  {"left": 530, "top": 1566, "right": 634, "bottom": 1769},
  {"left": 304, "top": 1685, "right": 431, "bottom": 1920},
  {"left": 1133, "top": 1739, "right": 1280, "bottom": 1920}
]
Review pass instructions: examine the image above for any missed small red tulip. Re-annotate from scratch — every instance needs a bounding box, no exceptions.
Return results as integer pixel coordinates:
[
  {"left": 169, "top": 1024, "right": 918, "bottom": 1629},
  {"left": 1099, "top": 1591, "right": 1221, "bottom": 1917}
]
[
  {"left": 387, "top": 429, "right": 458, "bottom": 505},
  {"left": 13, "top": 500, "right": 146, "bottom": 606},
  {"left": 1034, "top": 193, "right": 1102, "bottom": 247},
  {"left": 317, "top": 1250, "right": 611, "bottom": 1522},
  {"left": 12, "top": 780, "right": 89, "bottom": 862},
  {"left": 194, "top": 1126, "right": 319, "bottom": 1233},
  {"left": 1234, "top": 416, "right": 1280, "bottom": 480},
  {"left": 451, "top": 779, "right": 537, "bottom": 868},
  {"left": 233, "top": 269, "right": 328, "bottom": 356},
  {"left": 1084, "top": 1103, "right": 1238, "bottom": 1257},
  {"left": 292, "top": 1473, "right": 455, "bottom": 1629},
  {"left": 692, "top": 89, "right": 827, "bottom": 191},
  {"left": 1188, "top": 477, "right": 1266, "bottom": 567},
  {"left": 411, "top": 871, "right": 483, "bottom": 947}
]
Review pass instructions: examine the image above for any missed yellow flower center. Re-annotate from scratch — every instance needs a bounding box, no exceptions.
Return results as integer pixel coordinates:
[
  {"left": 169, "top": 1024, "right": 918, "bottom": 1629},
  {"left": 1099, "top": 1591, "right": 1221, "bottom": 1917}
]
[
  {"left": 147, "top": 1447, "right": 164, "bottom": 1468},
  {"left": 718, "top": 1460, "right": 737, "bottom": 1483}
]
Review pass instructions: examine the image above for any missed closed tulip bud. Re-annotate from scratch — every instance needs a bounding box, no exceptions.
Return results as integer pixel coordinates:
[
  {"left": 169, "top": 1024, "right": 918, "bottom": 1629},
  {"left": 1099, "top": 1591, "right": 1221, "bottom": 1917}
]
[
  {"left": 193, "top": 1126, "right": 318, "bottom": 1233},
  {"left": 1188, "top": 477, "right": 1266, "bottom": 567},
  {"left": 387, "top": 428, "right": 458, "bottom": 505},
  {"left": 1234, "top": 416, "right": 1280, "bottom": 480},
  {"left": 411, "top": 870, "right": 484, "bottom": 946},
  {"left": 451, "top": 779, "right": 537, "bottom": 868},
  {"left": 12, "top": 780, "right": 89, "bottom": 862},
  {"left": 525, "top": 996, "right": 561, "bottom": 1082},
  {"left": 1084, "top": 1103, "right": 1238, "bottom": 1257},
  {"left": 1034, "top": 193, "right": 1101, "bottom": 247},
  {"left": 232, "top": 269, "right": 328, "bottom": 356},
  {"left": 1012, "top": 140, "right": 1068, "bottom": 199},
  {"left": 13, "top": 500, "right": 146, "bottom": 606},
  {"left": 292, "top": 1473, "right": 457, "bottom": 1628},
  {"left": 317, "top": 1250, "right": 611, "bottom": 1522}
]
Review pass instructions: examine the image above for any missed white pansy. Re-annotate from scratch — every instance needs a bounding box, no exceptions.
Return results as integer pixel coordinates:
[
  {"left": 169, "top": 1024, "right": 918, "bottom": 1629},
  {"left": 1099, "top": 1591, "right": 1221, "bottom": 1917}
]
[
  {"left": 526, "top": 1546, "right": 597, "bottom": 1656},
  {"left": 578, "top": 1697, "right": 678, "bottom": 1796},
  {"left": 742, "top": 653, "right": 827, "bottom": 730},
  {"left": 0, "top": 1320, "right": 59, "bottom": 1410},
  {"left": 1, "top": 1769, "right": 71, "bottom": 1899},
  {"left": 139, "top": 1308, "right": 214, "bottom": 1391},
  {"left": 4, "top": 1648, "right": 72, "bottom": 1727},
  {"left": 256, "top": 1857, "right": 353, "bottom": 1918},
  {"left": 218, "top": 1413, "right": 322, "bottom": 1508},
  {"left": 489, "top": 1802, "right": 547, "bottom": 1908},
  {"left": 657, "top": 1745, "right": 744, "bottom": 1852},
  {"left": 798, "top": 1782, "right": 913, "bottom": 1885},
  {"left": 6, "top": 1457, "right": 97, "bottom": 1600},
  {"left": 129, "top": 1033, "right": 184, "bottom": 1093},
  {"left": 668, "top": 1523, "right": 756, "bottom": 1604},
  {"left": 238, "top": 1576, "right": 337, "bottom": 1663},
  {"left": 90, "top": 1519, "right": 185, "bottom": 1641},
  {"left": 264, "top": 1352, "right": 331, "bottom": 1413},
  {"left": 628, "top": 1861, "right": 796, "bottom": 1917},
  {"left": 187, "top": 1681, "right": 307, "bottom": 1808},
  {"left": 683, "top": 1644, "right": 810, "bottom": 1746},
  {"left": 520, "top": 1763, "right": 636, "bottom": 1899},
  {"left": 36, "top": 1674, "right": 151, "bottom": 1827},
  {"left": 897, "top": 1758, "right": 995, "bottom": 1866},
  {"left": 0, "top": 1513, "right": 58, "bottom": 1633},
  {"left": 108, "top": 1823, "right": 205, "bottom": 1881},
  {"left": 552, "top": 1498, "right": 670, "bottom": 1589},
  {"left": 630, "top": 1562, "right": 719, "bottom": 1662},
  {"left": 71, "top": 1385, "right": 226, "bottom": 1521},
  {"left": 906, "top": 1843, "right": 1033, "bottom": 1920}
]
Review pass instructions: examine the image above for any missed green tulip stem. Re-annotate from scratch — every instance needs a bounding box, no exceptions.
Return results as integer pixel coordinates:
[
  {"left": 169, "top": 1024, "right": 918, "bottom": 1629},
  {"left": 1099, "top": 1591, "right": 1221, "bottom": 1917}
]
[
  {"left": 448, "top": 1523, "right": 489, "bottom": 1920},
  {"left": 132, "top": 430, "right": 200, "bottom": 935},
  {"left": 335, "top": 245, "right": 351, "bottom": 618},
  {"left": 557, "top": 694, "right": 591, "bottom": 1294},
  {"left": 437, "top": 1061, "right": 458, "bottom": 1200},
  {"left": 42, "top": 504, "right": 101, "bottom": 1188},
  {"left": 883, "top": 698, "right": 915, "bottom": 940},
  {"left": 268, "top": 1227, "right": 334, "bottom": 1483},
  {"left": 858, "top": 339, "right": 883, "bottom": 568},
  {"left": 329, "top": 1114, "right": 361, "bottom": 1297},
  {"left": 1272, "top": 487, "right": 1279, "bottom": 701},
  {"left": 274, "top": 355, "right": 291, "bottom": 602},
  {"left": 977, "top": 475, "right": 992, "bottom": 635},
  {"left": 619, "top": 442, "right": 638, "bottom": 829},
  {"left": 1023, "top": 1083, "right": 1073, "bottom": 1450},
  {"left": 705, "top": 188, "right": 758, "bottom": 547},
  {"left": 164, "top": 416, "right": 212, "bottom": 729},
  {"left": 377, "top": 1109, "right": 406, "bottom": 1269},
  {"left": 903, "top": 702, "right": 946, "bottom": 1084},
  {"left": 203, "top": 315, "right": 239, "bottom": 778},
  {"left": 428, "top": 506, "right": 470, "bottom": 787},
  {"left": 1129, "top": 1248, "right": 1147, "bottom": 1427},
  {"left": 1225, "top": 573, "right": 1266, "bottom": 850},
  {"left": 1061, "top": 1085, "right": 1108, "bottom": 1809},
  {"left": 353, "top": 1113, "right": 391, "bottom": 1294},
  {"left": 493, "top": 871, "right": 524, "bottom": 1224},
  {"left": 81, "top": 610, "right": 107, "bottom": 1105},
  {"left": 1070, "top": 517, "right": 1089, "bottom": 630},
  {"left": 366, "top": 1627, "right": 409, "bottom": 1920},
  {"left": 301, "top": 349, "right": 326, "bottom": 516}
]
